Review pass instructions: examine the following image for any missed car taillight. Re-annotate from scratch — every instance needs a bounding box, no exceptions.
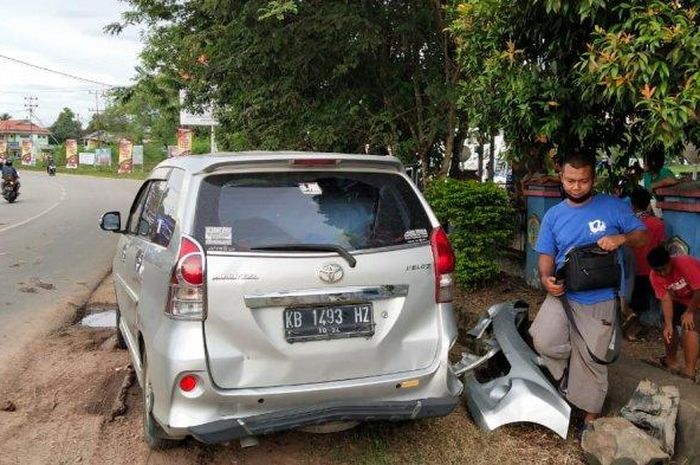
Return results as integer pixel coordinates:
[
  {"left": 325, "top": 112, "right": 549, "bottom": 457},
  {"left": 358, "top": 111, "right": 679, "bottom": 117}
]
[
  {"left": 166, "top": 235, "right": 206, "bottom": 320},
  {"left": 430, "top": 227, "right": 455, "bottom": 303}
]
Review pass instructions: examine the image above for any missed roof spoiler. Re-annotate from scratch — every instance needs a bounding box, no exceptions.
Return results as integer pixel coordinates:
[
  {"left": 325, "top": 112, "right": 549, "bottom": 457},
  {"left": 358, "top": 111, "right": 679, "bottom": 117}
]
[{"left": 195, "top": 154, "right": 405, "bottom": 175}]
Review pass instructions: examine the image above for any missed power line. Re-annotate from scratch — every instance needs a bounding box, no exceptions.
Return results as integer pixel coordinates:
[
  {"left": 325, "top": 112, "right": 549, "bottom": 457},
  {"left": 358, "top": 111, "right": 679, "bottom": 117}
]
[
  {"left": 0, "top": 52, "right": 117, "bottom": 87},
  {"left": 0, "top": 88, "right": 98, "bottom": 94}
]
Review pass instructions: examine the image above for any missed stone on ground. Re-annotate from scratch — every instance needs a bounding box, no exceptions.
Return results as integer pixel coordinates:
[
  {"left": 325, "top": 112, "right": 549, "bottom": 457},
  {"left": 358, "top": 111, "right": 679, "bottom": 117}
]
[
  {"left": 621, "top": 379, "right": 680, "bottom": 455},
  {"left": 581, "top": 417, "right": 669, "bottom": 465}
]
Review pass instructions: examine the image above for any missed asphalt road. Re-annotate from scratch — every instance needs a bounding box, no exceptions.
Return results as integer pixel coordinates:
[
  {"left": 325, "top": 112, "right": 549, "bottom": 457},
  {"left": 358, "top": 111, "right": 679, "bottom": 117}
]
[{"left": 0, "top": 170, "right": 141, "bottom": 361}]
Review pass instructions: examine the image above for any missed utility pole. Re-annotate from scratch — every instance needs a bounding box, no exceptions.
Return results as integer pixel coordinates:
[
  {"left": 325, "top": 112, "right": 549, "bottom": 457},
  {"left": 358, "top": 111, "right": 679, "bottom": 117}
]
[
  {"left": 24, "top": 96, "right": 38, "bottom": 162},
  {"left": 88, "top": 90, "right": 103, "bottom": 130}
]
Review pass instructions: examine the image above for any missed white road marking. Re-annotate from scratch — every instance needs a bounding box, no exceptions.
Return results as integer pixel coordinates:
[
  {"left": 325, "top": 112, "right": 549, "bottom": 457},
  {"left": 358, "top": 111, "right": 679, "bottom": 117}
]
[{"left": 0, "top": 184, "right": 68, "bottom": 234}]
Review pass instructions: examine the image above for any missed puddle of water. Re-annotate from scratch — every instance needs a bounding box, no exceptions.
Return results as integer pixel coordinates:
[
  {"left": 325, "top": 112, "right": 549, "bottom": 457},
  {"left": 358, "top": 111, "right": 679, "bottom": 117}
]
[{"left": 81, "top": 310, "right": 117, "bottom": 328}]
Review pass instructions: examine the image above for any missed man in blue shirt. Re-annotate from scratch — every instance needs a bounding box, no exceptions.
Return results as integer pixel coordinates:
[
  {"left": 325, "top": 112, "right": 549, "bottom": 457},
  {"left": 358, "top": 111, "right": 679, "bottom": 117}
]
[{"left": 529, "top": 151, "right": 648, "bottom": 435}]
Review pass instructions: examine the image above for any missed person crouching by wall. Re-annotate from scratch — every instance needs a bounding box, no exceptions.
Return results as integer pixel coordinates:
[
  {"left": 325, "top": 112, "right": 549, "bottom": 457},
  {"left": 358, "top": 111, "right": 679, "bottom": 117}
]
[
  {"left": 648, "top": 246, "right": 700, "bottom": 381},
  {"left": 625, "top": 188, "right": 666, "bottom": 340},
  {"left": 529, "top": 151, "right": 648, "bottom": 435}
]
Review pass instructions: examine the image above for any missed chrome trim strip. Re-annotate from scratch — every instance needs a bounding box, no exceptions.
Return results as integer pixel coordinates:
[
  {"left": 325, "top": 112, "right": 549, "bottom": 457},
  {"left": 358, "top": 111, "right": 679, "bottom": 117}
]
[
  {"left": 203, "top": 241, "right": 429, "bottom": 257},
  {"left": 244, "top": 285, "right": 409, "bottom": 309}
]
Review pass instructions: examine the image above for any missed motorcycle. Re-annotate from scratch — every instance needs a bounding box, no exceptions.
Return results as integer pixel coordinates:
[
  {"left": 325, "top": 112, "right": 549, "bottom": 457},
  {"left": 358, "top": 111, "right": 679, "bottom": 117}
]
[
  {"left": 2, "top": 178, "right": 19, "bottom": 203},
  {"left": 48, "top": 165, "right": 56, "bottom": 176}
]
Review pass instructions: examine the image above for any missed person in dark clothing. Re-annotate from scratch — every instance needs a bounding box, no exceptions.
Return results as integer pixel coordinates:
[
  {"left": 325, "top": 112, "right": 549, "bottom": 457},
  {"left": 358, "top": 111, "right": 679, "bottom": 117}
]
[
  {"left": 1, "top": 159, "right": 19, "bottom": 179},
  {"left": 1, "top": 159, "right": 20, "bottom": 190}
]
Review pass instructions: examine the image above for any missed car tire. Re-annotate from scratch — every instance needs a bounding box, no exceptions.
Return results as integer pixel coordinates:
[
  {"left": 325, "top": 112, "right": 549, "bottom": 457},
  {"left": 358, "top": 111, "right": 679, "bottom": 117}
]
[
  {"left": 115, "top": 308, "right": 127, "bottom": 350},
  {"left": 142, "top": 352, "right": 181, "bottom": 449}
]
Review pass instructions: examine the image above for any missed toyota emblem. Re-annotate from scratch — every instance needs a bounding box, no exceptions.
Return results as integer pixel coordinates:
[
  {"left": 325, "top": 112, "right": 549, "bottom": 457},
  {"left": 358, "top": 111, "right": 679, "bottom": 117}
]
[{"left": 318, "top": 263, "right": 344, "bottom": 284}]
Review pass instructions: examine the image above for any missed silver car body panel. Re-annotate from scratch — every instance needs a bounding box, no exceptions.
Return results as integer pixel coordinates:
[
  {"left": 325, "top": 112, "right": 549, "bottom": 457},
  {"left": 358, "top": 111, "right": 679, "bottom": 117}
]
[
  {"left": 143, "top": 304, "right": 462, "bottom": 438},
  {"left": 110, "top": 152, "right": 462, "bottom": 441},
  {"left": 204, "top": 247, "right": 441, "bottom": 389},
  {"left": 243, "top": 284, "right": 410, "bottom": 309},
  {"left": 458, "top": 302, "right": 571, "bottom": 439}
]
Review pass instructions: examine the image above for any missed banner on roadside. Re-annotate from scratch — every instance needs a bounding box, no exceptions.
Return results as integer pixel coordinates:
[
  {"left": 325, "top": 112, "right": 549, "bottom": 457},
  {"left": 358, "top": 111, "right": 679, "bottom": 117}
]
[
  {"left": 65, "top": 139, "right": 79, "bottom": 169},
  {"left": 133, "top": 145, "right": 144, "bottom": 166},
  {"left": 95, "top": 148, "right": 112, "bottom": 166},
  {"left": 21, "top": 140, "right": 34, "bottom": 166},
  {"left": 118, "top": 139, "right": 133, "bottom": 174},
  {"left": 176, "top": 128, "right": 192, "bottom": 156},
  {"left": 79, "top": 152, "right": 96, "bottom": 166}
]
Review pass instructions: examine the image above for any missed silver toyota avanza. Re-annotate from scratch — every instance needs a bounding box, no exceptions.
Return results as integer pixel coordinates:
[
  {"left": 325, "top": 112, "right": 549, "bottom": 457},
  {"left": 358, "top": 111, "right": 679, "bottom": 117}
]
[{"left": 100, "top": 152, "right": 462, "bottom": 448}]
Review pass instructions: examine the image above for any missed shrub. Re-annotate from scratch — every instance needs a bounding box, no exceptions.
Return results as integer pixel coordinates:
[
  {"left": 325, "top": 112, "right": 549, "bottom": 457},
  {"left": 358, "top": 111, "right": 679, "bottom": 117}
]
[{"left": 425, "top": 179, "right": 515, "bottom": 288}]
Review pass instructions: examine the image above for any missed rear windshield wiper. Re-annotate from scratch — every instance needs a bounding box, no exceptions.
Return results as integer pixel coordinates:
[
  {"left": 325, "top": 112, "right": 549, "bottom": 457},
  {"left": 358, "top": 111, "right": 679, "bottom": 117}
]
[{"left": 250, "top": 244, "right": 357, "bottom": 268}]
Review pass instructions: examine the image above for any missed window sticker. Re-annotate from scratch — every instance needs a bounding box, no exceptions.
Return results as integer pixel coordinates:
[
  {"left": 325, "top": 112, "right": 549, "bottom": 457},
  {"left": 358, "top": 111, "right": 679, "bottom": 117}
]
[
  {"left": 404, "top": 229, "right": 429, "bottom": 243},
  {"left": 298, "top": 182, "right": 323, "bottom": 195},
  {"left": 205, "top": 226, "right": 233, "bottom": 246}
]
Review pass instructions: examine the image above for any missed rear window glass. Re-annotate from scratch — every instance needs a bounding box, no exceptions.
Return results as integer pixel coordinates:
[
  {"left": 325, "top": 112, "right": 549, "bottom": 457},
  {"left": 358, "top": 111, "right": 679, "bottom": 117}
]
[{"left": 193, "top": 172, "right": 431, "bottom": 252}]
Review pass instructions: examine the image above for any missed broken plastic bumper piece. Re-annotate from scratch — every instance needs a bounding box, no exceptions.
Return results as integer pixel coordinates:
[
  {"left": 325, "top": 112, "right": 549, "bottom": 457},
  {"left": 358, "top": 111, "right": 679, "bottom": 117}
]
[{"left": 452, "top": 302, "right": 571, "bottom": 439}]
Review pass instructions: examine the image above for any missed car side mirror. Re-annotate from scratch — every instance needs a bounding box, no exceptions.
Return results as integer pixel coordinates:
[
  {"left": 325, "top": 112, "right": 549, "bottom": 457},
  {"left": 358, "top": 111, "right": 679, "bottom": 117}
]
[{"left": 100, "top": 211, "right": 122, "bottom": 233}]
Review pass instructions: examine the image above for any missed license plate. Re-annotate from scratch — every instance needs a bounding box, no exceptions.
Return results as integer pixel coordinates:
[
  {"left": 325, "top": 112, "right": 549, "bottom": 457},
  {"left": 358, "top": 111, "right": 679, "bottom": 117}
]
[{"left": 284, "top": 303, "right": 374, "bottom": 343}]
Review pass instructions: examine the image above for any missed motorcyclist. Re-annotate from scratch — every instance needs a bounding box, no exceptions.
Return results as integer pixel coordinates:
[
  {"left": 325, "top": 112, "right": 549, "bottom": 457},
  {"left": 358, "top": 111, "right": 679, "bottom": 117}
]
[
  {"left": 46, "top": 155, "right": 56, "bottom": 174},
  {"left": 1, "top": 159, "right": 20, "bottom": 191}
]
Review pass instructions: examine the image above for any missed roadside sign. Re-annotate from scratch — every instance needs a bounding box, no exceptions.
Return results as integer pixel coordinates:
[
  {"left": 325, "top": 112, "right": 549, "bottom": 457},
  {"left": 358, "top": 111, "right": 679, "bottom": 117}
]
[
  {"left": 179, "top": 90, "right": 219, "bottom": 126},
  {"left": 79, "top": 152, "right": 96, "bottom": 166},
  {"left": 133, "top": 145, "right": 144, "bottom": 166}
]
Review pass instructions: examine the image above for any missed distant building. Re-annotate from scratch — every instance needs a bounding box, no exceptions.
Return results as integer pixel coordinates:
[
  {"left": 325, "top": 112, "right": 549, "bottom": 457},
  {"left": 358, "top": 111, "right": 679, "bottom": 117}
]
[
  {"left": 0, "top": 119, "right": 52, "bottom": 159},
  {"left": 81, "top": 130, "right": 114, "bottom": 150}
]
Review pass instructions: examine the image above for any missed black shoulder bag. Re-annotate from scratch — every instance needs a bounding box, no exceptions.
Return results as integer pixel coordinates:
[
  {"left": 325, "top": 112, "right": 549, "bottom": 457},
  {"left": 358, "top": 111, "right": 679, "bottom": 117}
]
[{"left": 556, "top": 243, "right": 623, "bottom": 365}]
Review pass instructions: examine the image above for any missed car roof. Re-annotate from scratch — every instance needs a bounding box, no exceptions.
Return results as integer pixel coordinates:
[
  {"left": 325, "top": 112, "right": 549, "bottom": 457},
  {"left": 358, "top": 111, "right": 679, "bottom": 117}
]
[{"left": 151, "top": 151, "right": 405, "bottom": 176}]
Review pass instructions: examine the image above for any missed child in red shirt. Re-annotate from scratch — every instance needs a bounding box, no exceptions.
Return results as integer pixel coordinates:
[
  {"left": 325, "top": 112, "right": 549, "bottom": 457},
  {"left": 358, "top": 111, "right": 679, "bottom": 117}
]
[{"left": 648, "top": 246, "right": 700, "bottom": 379}]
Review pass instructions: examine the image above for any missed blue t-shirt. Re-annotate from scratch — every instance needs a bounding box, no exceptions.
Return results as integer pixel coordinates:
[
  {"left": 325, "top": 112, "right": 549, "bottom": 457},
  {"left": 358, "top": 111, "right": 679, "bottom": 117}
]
[{"left": 535, "top": 194, "right": 645, "bottom": 305}]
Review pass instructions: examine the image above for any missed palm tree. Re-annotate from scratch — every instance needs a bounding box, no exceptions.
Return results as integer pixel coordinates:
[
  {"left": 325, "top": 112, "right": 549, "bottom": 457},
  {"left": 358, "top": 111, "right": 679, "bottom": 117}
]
[{"left": 0, "top": 113, "right": 11, "bottom": 121}]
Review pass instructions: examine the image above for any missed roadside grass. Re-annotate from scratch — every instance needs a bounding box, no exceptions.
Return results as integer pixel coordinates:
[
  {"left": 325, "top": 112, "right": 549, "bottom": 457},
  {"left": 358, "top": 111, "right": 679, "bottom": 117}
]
[
  {"left": 305, "top": 409, "right": 584, "bottom": 465},
  {"left": 20, "top": 163, "right": 151, "bottom": 180},
  {"left": 329, "top": 425, "right": 393, "bottom": 465}
]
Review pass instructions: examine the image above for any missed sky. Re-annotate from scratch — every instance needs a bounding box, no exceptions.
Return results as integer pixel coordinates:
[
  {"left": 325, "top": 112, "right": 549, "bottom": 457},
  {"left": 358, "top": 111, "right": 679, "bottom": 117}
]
[{"left": 0, "top": 0, "right": 144, "bottom": 130}]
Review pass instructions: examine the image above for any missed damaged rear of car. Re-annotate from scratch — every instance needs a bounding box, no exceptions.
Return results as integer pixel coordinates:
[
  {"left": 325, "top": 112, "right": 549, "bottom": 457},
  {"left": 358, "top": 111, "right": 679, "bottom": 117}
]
[{"left": 103, "top": 152, "right": 464, "bottom": 448}]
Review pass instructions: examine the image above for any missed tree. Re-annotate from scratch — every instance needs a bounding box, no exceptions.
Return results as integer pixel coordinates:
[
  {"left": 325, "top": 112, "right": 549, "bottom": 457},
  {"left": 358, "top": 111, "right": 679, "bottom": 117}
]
[
  {"left": 449, "top": 0, "right": 700, "bottom": 178},
  {"left": 50, "top": 108, "right": 83, "bottom": 143},
  {"left": 579, "top": 1, "right": 700, "bottom": 149},
  {"left": 0, "top": 113, "right": 11, "bottom": 121},
  {"left": 107, "top": 0, "right": 465, "bottom": 184}
]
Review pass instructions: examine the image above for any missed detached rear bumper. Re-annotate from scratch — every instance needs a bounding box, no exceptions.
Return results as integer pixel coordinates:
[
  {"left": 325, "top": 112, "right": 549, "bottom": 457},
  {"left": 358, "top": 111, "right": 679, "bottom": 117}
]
[
  {"left": 455, "top": 302, "right": 571, "bottom": 439},
  {"left": 190, "top": 397, "right": 458, "bottom": 444}
]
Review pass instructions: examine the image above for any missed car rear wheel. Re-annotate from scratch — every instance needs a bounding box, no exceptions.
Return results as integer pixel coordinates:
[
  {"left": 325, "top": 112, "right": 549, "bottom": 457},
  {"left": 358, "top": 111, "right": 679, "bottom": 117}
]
[{"left": 142, "top": 352, "right": 181, "bottom": 449}]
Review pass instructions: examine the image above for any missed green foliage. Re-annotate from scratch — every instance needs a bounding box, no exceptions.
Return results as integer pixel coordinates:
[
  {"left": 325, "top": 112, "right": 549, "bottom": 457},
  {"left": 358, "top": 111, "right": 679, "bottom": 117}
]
[
  {"left": 94, "top": 72, "right": 180, "bottom": 145},
  {"left": 108, "top": 0, "right": 463, "bottom": 182},
  {"left": 579, "top": 1, "right": 700, "bottom": 148},
  {"left": 425, "top": 179, "right": 515, "bottom": 288},
  {"left": 191, "top": 135, "right": 210, "bottom": 155},
  {"left": 449, "top": 0, "right": 700, "bottom": 187},
  {"left": 50, "top": 108, "right": 82, "bottom": 143},
  {"left": 450, "top": 1, "right": 607, "bottom": 161}
]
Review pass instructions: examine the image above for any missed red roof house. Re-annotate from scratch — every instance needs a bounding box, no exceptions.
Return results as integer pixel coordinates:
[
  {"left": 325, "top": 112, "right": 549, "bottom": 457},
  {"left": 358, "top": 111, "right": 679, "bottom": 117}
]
[{"left": 0, "top": 119, "right": 52, "bottom": 136}]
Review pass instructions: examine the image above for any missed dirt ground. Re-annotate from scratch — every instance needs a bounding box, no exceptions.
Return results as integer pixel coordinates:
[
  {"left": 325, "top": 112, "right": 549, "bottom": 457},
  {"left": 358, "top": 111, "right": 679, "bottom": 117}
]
[{"left": 0, "top": 272, "right": 689, "bottom": 465}]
